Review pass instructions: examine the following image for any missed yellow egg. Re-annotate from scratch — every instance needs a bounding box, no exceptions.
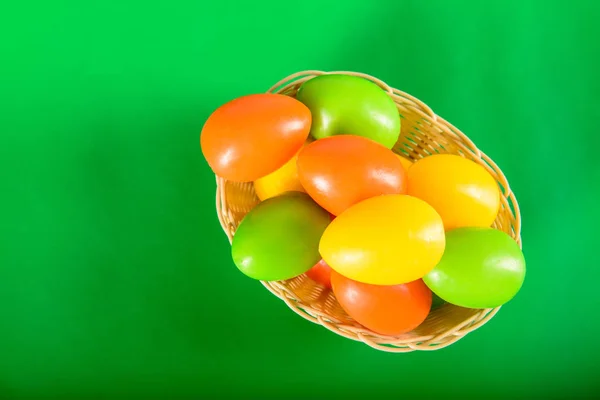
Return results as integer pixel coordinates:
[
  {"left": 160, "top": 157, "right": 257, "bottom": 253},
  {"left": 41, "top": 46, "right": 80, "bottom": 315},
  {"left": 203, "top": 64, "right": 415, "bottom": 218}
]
[
  {"left": 395, "top": 154, "right": 413, "bottom": 171},
  {"left": 254, "top": 150, "right": 305, "bottom": 201},
  {"left": 319, "top": 194, "right": 445, "bottom": 285},
  {"left": 408, "top": 154, "right": 500, "bottom": 231}
]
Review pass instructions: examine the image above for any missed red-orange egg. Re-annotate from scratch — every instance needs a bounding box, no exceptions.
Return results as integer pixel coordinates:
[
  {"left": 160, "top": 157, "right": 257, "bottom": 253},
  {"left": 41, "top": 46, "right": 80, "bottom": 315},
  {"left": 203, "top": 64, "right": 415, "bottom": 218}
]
[
  {"left": 297, "top": 135, "right": 407, "bottom": 216},
  {"left": 305, "top": 259, "right": 333, "bottom": 289},
  {"left": 201, "top": 94, "right": 311, "bottom": 182},
  {"left": 331, "top": 270, "right": 432, "bottom": 335}
]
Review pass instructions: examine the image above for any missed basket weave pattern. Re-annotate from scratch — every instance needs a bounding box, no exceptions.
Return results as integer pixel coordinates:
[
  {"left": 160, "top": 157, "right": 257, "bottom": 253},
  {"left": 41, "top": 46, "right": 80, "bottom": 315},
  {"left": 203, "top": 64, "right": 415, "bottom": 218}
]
[{"left": 214, "top": 71, "right": 522, "bottom": 352}]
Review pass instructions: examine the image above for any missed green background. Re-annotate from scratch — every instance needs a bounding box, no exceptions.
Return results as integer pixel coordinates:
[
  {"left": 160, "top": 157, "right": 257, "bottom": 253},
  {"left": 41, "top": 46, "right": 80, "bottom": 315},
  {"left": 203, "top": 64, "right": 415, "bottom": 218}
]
[{"left": 1, "top": 0, "right": 599, "bottom": 398}]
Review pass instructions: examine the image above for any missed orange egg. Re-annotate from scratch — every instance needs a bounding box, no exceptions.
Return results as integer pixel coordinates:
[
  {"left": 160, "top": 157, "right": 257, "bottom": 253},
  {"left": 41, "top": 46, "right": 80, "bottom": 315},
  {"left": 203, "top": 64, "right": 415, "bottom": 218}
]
[
  {"left": 200, "top": 94, "right": 311, "bottom": 182},
  {"left": 331, "top": 270, "right": 432, "bottom": 335},
  {"left": 297, "top": 135, "right": 407, "bottom": 216},
  {"left": 305, "top": 259, "right": 333, "bottom": 289}
]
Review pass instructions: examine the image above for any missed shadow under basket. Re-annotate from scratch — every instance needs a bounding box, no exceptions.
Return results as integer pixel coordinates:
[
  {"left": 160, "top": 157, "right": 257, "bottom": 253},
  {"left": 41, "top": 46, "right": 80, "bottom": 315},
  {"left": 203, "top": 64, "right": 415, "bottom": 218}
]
[{"left": 214, "top": 70, "right": 522, "bottom": 353}]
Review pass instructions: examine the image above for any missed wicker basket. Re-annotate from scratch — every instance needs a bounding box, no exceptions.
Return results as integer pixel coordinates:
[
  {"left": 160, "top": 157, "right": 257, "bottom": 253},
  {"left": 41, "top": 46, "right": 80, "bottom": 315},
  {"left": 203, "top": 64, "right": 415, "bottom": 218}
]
[{"left": 214, "top": 70, "right": 522, "bottom": 352}]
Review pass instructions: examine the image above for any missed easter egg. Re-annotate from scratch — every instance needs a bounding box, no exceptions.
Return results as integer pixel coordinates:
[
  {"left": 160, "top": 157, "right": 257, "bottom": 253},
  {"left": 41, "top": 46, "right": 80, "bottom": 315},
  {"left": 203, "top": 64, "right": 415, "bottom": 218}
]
[
  {"left": 331, "top": 270, "right": 432, "bottom": 335},
  {"left": 423, "top": 227, "right": 526, "bottom": 309},
  {"left": 319, "top": 194, "right": 445, "bottom": 285},
  {"left": 305, "top": 259, "right": 332, "bottom": 289},
  {"left": 231, "top": 192, "right": 330, "bottom": 281},
  {"left": 396, "top": 154, "right": 413, "bottom": 171},
  {"left": 408, "top": 154, "right": 500, "bottom": 230},
  {"left": 297, "top": 135, "right": 407, "bottom": 216},
  {"left": 295, "top": 74, "right": 401, "bottom": 148},
  {"left": 200, "top": 93, "right": 311, "bottom": 182},
  {"left": 254, "top": 149, "right": 305, "bottom": 201}
]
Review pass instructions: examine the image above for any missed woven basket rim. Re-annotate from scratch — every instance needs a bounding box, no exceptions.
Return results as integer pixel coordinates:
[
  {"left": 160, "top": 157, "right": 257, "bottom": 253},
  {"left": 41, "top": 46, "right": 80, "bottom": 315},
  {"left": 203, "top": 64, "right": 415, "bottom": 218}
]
[{"left": 213, "top": 70, "right": 522, "bottom": 353}]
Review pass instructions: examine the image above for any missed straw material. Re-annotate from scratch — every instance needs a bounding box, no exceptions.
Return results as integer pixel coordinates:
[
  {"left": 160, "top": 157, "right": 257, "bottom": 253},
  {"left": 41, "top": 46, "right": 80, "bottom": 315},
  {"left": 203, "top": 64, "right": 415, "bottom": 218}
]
[{"left": 214, "top": 70, "right": 522, "bottom": 352}]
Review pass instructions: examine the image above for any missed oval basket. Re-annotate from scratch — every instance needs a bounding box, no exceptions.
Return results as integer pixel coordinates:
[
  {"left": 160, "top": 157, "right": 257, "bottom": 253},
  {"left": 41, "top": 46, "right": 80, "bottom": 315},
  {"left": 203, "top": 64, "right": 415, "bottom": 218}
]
[{"left": 214, "top": 70, "right": 522, "bottom": 352}]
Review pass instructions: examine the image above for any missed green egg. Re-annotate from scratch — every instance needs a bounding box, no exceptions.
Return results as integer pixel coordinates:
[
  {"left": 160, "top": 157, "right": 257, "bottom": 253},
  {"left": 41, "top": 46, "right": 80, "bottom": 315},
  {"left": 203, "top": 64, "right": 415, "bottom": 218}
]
[
  {"left": 424, "top": 227, "right": 526, "bottom": 309},
  {"left": 296, "top": 74, "right": 401, "bottom": 148},
  {"left": 231, "top": 191, "right": 330, "bottom": 281}
]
